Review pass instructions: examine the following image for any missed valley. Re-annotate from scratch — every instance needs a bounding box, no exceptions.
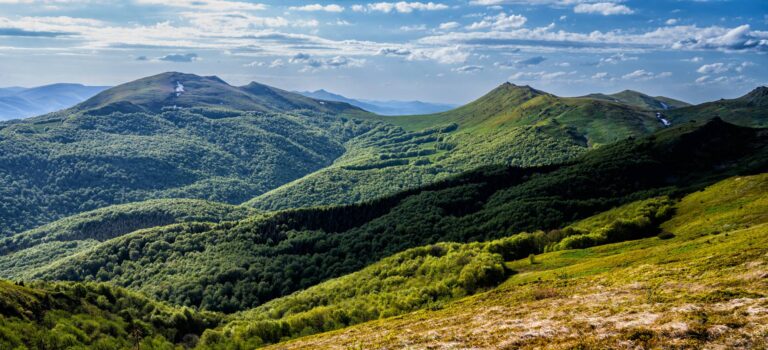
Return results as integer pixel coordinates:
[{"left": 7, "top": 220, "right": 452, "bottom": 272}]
[{"left": 0, "top": 71, "right": 765, "bottom": 350}]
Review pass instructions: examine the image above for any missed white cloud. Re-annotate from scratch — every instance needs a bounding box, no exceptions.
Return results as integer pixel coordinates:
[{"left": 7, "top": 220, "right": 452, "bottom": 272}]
[
  {"left": 665, "top": 18, "right": 678, "bottom": 25},
  {"left": 452, "top": 65, "right": 484, "bottom": 73},
  {"left": 407, "top": 45, "right": 470, "bottom": 64},
  {"left": 682, "top": 56, "right": 703, "bottom": 63},
  {"left": 377, "top": 47, "right": 412, "bottom": 56},
  {"left": 244, "top": 60, "right": 264, "bottom": 67},
  {"left": 400, "top": 24, "right": 427, "bottom": 31},
  {"left": 134, "top": 0, "right": 266, "bottom": 11},
  {"left": 289, "top": 4, "right": 344, "bottom": 12},
  {"left": 574, "top": 2, "right": 633, "bottom": 16},
  {"left": 269, "top": 59, "right": 285, "bottom": 68},
  {"left": 696, "top": 61, "right": 753, "bottom": 74},
  {"left": 696, "top": 62, "right": 728, "bottom": 74},
  {"left": 439, "top": 21, "right": 460, "bottom": 30},
  {"left": 360, "top": 2, "right": 449, "bottom": 13},
  {"left": 592, "top": 72, "right": 611, "bottom": 80},
  {"left": 598, "top": 52, "right": 637, "bottom": 66},
  {"left": 467, "top": 12, "right": 527, "bottom": 31},
  {"left": 509, "top": 70, "right": 570, "bottom": 81},
  {"left": 622, "top": 69, "right": 671, "bottom": 81},
  {"left": 418, "top": 24, "right": 768, "bottom": 53},
  {"left": 289, "top": 52, "right": 365, "bottom": 71}
]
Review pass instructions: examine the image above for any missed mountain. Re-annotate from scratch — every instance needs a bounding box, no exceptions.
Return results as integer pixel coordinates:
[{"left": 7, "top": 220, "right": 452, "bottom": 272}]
[
  {"left": 253, "top": 172, "right": 768, "bottom": 349},
  {"left": 0, "top": 83, "right": 109, "bottom": 120},
  {"left": 246, "top": 83, "right": 677, "bottom": 210},
  {"left": 665, "top": 86, "right": 768, "bottom": 128},
  {"left": 74, "top": 72, "right": 368, "bottom": 116},
  {"left": 19, "top": 119, "right": 768, "bottom": 314},
  {"left": 297, "top": 89, "right": 456, "bottom": 115},
  {"left": 582, "top": 89, "right": 690, "bottom": 110},
  {"left": 0, "top": 72, "right": 384, "bottom": 236}
]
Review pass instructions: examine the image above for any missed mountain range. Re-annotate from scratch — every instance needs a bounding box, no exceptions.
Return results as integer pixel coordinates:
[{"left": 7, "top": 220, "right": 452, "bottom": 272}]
[
  {"left": 0, "top": 71, "right": 765, "bottom": 349},
  {"left": 0, "top": 83, "right": 109, "bottom": 120},
  {"left": 297, "top": 89, "right": 457, "bottom": 115}
]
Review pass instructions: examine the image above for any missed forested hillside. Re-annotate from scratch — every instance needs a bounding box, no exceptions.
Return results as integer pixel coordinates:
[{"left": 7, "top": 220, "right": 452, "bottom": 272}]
[
  {"left": 247, "top": 83, "right": 768, "bottom": 211},
  {"left": 0, "top": 280, "right": 221, "bottom": 349},
  {"left": 269, "top": 173, "right": 768, "bottom": 349},
  {"left": 0, "top": 106, "right": 379, "bottom": 237},
  {"left": 0, "top": 199, "right": 257, "bottom": 278},
  {"left": 20, "top": 119, "right": 767, "bottom": 314}
]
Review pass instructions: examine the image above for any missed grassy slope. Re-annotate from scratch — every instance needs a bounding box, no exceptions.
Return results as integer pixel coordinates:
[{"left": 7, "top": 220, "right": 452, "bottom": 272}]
[
  {"left": 583, "top": 90, "right": 691, "bottom": 110},
  {"left": 0, "top": 199, "right": 257, "bottom": 278},
  {"left": 263, "top": 172, "right": 768, "bottom": 349},
  {"left": 194, "top": 197, "right": 673, "bottom": 348},
  {"left": 22, "top": 120, "right": 768, "bottom": 314},
  {"left": 247, "top": 83, "right": 671, "bottom": 211},
  {"left": 666, "top": 86, "right": 768, "bottom": 128}
]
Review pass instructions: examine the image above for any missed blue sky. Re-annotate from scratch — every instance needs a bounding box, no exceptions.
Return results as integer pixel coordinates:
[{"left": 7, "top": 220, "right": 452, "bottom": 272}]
[{"left": 0, "top": 0, "right": 765, "bottom": 104}]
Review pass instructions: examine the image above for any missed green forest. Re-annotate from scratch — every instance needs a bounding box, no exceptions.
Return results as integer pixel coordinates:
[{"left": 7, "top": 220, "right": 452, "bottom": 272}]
[{"left": 0, "top": 72, "right": 766, "bottom": 349}]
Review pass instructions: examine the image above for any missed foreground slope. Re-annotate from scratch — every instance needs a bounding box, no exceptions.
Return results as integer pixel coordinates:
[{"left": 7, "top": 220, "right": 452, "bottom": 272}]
[
  {"left": 199, "top": 197, "right": 674, "bottom": 347},
  {"left": 262, "top": 172, "right": 768, "bottom": 349},
  {"left": 23, "top": 120, "right": 768, "bottom": 313},
  {"left": 0, "top": 72, "right": 382, "bottom": 236}
]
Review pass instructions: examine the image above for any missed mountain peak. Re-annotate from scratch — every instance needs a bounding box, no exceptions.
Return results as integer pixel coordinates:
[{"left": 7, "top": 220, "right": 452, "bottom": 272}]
[
  {"left": 71, "top": 72, "right": 367, "bottom": 116},
  {"left": 737, "top": 86, "right": 768, "bottom": 107}
]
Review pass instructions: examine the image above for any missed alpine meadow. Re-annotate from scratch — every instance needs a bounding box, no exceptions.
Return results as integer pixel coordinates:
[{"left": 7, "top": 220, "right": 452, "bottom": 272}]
[{"left": 0, "top": 1, "right": 767, "bottom": 349}]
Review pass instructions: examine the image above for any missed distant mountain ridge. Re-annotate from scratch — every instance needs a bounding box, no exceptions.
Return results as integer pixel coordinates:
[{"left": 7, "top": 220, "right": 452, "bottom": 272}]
[
  {"left": 297, "top": 89, "right": 456, "bottom": 115},
  {"left": 0, "top": 83, "right": 109, "bottom": 120},
  {"left": 581, "top": 89, "right": 690, "bottom": 110}
]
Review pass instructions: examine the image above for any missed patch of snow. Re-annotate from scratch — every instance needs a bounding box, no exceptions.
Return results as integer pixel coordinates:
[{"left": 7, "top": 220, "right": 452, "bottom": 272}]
[
  {"left": 175, "top": 81, "right": 185, "bottom": 96},
  {"left": 660, "top": 101, "right": 670, "bottom": 110},
  {"left": 656, "top": 112, "right": 671, "bottom": 127}
]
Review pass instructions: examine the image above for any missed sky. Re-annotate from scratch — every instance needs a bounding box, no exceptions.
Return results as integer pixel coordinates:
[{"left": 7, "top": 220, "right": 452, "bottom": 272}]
[{"left": 0, "top": 0, "right": 766, "bottom": 104}]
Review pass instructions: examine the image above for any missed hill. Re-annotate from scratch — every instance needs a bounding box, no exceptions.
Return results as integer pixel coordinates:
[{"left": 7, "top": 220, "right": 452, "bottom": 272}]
[
  {"left": 73, "top": 72, "right": 367, "bottom": 116},
  {"left": 247, "top": 82, "right": 767, "bottom": 211},
  {"left": 0, "top": 83, "right": 108, "bottom": 120},
  {"left": 297, "top": 89, "right": 456, "bottom": 115},
  {"left": 266, "top": 172, "right": 767, "bottom": 349},
  {"left": 0, "top": 199, "right": 257, "bottom": 278},
  {"left": 666, "top": 86, "right": 768, "bottom": 128},
  {"left": 582, "top": 89, "right": 690, "bottom": 110},
  {"left": 19, "top": 119, "right": 768, "bottom": 313},
  {"left": 0, "top": 72, "right": 386, "bottom": 236}
]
